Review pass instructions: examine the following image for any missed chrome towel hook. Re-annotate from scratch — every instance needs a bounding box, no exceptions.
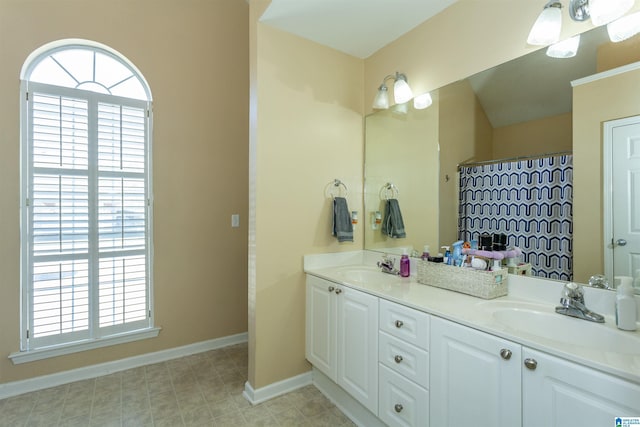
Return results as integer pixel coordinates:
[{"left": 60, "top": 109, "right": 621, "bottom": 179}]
[
  {"left": 329, "top": 179, "right": 348, "bottom": 199},
  {"left": 380, "top": 182, "right": 399, "bottom": 200}
]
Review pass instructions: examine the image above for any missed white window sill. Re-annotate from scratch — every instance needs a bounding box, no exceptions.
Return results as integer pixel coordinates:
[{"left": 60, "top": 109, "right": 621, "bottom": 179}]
[{"left": 9, "top": 327, "right": 161, "bottom": 364}]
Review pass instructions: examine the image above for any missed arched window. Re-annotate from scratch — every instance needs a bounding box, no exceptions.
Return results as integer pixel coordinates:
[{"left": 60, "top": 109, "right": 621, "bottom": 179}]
[{"left": 16, "top": 40, "right": 156, "bottom": 359}]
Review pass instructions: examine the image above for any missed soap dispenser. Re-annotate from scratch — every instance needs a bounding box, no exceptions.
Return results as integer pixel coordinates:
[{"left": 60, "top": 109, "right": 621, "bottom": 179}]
[
  {"left": 615, "top": 276, "right": 637, "bottom": 331},
  {"left": 400, "top": 249, "right": 410, "bottom": 278}
]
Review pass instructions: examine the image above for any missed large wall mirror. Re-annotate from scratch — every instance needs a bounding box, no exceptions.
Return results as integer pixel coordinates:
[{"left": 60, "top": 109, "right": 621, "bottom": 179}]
[{"left": 364, "top": 24, "right": 640, "bottom": 290}]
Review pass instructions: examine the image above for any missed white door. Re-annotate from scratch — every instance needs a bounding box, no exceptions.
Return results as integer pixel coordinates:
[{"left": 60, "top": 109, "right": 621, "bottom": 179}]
[
  {"left": 522, "top": 348, "right": 640, "bottom": 427},
  {"left": 305, "top": 276, "right": 337, "bottom": 381},
  {"left": 604, "top": 116, "right": 640, "bottom": 287},
  {"left": 337, "top": 286, "right": 379, "bottom": 414},
  {"left": 430, "top": 317, "right": 522, "bottom": 427}
]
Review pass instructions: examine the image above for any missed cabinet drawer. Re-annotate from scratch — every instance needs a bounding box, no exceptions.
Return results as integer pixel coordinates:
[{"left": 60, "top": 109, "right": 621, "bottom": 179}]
[
  {"left": 379, "top": 300, "right": 430, "bottom": 350},
  {"left": 379, "top": 331, "right": 429, "bottom": 389},
  {"left": 379, "top": 364, "right": 429, "bottom": 427}
]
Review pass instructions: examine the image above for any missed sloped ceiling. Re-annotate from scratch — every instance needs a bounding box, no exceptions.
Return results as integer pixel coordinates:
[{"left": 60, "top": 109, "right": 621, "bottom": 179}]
[{"left": 259, "top": 0, "right": 457, "bottom": 59}]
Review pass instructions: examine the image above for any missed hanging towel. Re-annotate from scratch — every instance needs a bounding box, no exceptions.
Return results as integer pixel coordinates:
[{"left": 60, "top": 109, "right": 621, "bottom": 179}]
[
  {"left": 382, "top": 198, "right": 406, "bottom": 238},
  {"left": 332, "top": 197, "right": 354, "bottom": 242}
]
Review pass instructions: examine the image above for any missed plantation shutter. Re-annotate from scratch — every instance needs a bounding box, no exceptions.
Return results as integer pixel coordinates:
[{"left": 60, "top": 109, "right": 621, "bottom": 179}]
[{"left": 25, "top": 82, "right": 151, "bottom": 349}]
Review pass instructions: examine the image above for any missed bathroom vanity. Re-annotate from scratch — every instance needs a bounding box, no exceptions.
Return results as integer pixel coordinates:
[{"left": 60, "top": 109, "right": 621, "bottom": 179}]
[{"left": 304, "top": 251, "right": 640, "bottom": 427}]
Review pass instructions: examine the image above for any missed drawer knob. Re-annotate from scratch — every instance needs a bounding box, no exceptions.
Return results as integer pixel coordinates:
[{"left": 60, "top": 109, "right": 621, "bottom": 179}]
[
  {"left": 500, "top": 348, "right": 512, "bottom": 360},
  {"left": 328, "top": 286, "right": 335, "bottom": 292},
  {"left": 394, "top": 403, "right": 403, "bottom": 413},
  {"left": 395, "top": 320, "right": 404, "bottom": 328},
  {"left": 394, "top": 355, "right": 403, "bottom": 363},
  {"left": 524, "top": 358, "right": 538, "bottom": 370},
  {"left": 335, "top": 288, "right": 343, "bottom": 295}
]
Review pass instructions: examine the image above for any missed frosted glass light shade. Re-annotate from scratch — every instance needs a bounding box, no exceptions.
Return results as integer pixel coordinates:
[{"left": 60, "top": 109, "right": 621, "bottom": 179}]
[
  {"left": 393, "top": 76, "right": 413, "bottom": 104},
  {"left": 413, "top": 92, "right": 433, "bottom": 109},
  {"left": 546, "top": 35, "right": 580, "bottom": 58},
  {"left": 590, "top": 0, "right": 634, "bottom": 26},
  {"left": 373, "top": 85, "right": 390, "bottom": 109},
  {"left": 607, "top": 11, "right": 640, "bottom": 42},
  {"left": 527, "top": 5, "right": 562, "bottom": 46}
]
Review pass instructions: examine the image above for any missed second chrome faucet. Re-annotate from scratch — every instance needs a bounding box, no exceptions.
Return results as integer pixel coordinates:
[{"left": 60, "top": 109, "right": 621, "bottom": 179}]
[{"left": 555, "top": 282, "right": 605, "bottom": 323}]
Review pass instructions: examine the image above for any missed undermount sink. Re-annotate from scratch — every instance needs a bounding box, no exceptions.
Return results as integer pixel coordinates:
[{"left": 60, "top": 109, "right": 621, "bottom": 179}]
[
  {"left": 477, "top": 300, "right": 640, "bottom": 354},
  {"left": 333, "top": 266, "right": 402, "bottom": 285}
]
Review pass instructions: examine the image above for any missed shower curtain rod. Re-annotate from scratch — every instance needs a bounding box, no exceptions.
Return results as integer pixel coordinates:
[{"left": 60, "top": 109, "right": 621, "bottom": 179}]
[{"left": 457, "top": 150, "right": 572, "bottom": 169}]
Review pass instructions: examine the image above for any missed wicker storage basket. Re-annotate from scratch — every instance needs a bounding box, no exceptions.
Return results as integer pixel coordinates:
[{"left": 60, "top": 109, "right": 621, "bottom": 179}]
[{"left": 416, "top": 259, "right": 508, "bottom": 299}]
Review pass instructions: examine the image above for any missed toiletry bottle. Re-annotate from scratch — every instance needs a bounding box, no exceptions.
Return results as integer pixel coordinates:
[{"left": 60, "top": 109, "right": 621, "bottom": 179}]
[
  {"left": 421, "top": 245, "right": 430, "bottom": 261},
  {"left": 616, "top": 276, "right": 637, "bottom": 331},
  {"left": 452, "top": 241, "right": 463, "bottom": 266},
  {"left": 400, "top": 249, "right": 410, "bottom": 278},
  {"left": 441, "top": 246, "right": 450, "bottom": 265}
]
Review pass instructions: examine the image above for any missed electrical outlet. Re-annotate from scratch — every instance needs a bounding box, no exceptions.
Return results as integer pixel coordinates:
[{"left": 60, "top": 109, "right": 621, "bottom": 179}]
[{"left": 231, "top": 214, "right": 240, "bottom": 228}]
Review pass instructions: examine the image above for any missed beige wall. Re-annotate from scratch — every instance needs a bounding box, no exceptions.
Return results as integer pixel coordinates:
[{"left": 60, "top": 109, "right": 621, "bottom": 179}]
[
  {"left": 0, "top": 0, "right": 249, "bottom": 384},
  {"left": 364, "top": 106, "right": 439, "bottom": 253},
  {"left": 249, "top": 2, "right": 364, "bottom": 388},
  {"left": 573, "top": 67, "right": 640, "bottom": 283},
  {"left": 492, "top": 113, "right": 573, "bottom": 159},
  {"left": 438, "top": 80, "right": 493, "bottom": 248}
]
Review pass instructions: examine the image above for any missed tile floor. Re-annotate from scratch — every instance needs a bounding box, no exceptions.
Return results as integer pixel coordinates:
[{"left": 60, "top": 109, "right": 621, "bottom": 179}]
[{"left": 0, "top": 343, "right": 355, "bottom": 427}]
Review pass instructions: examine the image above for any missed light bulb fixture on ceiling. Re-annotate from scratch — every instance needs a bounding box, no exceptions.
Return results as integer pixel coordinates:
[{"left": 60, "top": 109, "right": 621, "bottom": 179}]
[
  {"left": 527, "top": 1, "right": 563, "bottom": 46},
  {"left": 546, "top": 34, "right": 581, "bottom": 57},
  {"left": 590, "top": 0, "right": 634, "bottom": 25},
  {"left": 607, "top": 10, "right": 640, "bottom": 41},
  {"left": 372, "top": 72, "right": 414, "bottom": 109}
]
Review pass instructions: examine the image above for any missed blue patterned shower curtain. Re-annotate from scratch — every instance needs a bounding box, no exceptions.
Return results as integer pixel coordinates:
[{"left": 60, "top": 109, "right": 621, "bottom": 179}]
[{"left": 458, "top": 155, "right": 573, "bottom": 280}]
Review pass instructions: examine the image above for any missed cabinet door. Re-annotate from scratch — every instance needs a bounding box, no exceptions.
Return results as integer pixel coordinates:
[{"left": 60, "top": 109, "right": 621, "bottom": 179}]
[
  {"left": 523, "top": 347, "right": 640, "bottom": 427},
  {"left": 430, "top": 317, "right": 522, "bottom": 427},
  {"left": 337, "top": 286, "right": 379, "bottom": 414},
  {"left": 305, "top": 275, "right": 337, "bottom": 381}
]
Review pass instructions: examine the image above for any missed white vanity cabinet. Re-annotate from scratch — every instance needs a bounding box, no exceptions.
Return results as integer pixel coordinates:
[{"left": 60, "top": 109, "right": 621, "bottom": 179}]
[
  {"left": 305, "top": 275, "right": 379, "bottom": 414},
  {"left": 522, "top": 347, "right": 640, "bottom": 426},
  {"left": 430, "top": 316, "right": 522, "bottom": 427},
  {"left": 378, "top": 300, "right": 430, "bottom": 427}
]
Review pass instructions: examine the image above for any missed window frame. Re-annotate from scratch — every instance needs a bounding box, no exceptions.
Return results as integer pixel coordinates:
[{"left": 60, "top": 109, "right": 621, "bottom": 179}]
[{"left": 12, "top": 41, "right": 157, "bottom": 363}]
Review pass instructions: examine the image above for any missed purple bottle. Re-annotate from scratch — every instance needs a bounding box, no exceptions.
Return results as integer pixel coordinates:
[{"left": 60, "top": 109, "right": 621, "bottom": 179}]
[{"left": 400, "top": 250, "right": 410, "bottom": 278}]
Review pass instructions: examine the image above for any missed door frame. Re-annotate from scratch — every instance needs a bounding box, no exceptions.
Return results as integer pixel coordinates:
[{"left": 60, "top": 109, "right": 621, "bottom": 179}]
[{"left": 603, "top": 114, "right": 640, "bottom": 284}]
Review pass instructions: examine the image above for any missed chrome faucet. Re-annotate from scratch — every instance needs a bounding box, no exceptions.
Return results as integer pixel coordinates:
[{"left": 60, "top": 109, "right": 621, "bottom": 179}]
[
  {"left": 555, "top": 282, "right": 605, "bottom": 323},
  {"left": 377, "top": 255, "right": 399, "bottom": 275}
]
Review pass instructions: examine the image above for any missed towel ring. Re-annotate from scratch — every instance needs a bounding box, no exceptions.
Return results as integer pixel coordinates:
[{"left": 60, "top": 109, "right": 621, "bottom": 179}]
[
  {"left": 380, "top": 182, "right": 399, "bottom": 200},
  {"left": 329, "top": 179, "right": 348, "bottom": 198}
]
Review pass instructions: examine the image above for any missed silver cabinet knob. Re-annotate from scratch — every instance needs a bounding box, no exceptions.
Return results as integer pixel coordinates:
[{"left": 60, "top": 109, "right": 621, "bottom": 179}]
[
  {"left": 394, "top": 403, "right": 403, "bottom": 413},
  {"left": 500, "top": 349, "right": 512, "bottom": 360},
  {"left": 328, "top": 286, "right": 335, "bottom": 292},
  {"left": 335, "top": 288, "right": 342, "bottom": 295},
  {"left": 394, "top": 355, "right": 403, "bottom": 363},
  {"left": 395, "top": 320, "right": 404, "bottom": 328},
  {"left": 524, "top": 358, "right": 538, "bottom": 370}
]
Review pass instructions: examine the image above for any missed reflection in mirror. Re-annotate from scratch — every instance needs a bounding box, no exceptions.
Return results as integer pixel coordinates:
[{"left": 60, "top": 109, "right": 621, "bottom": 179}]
[{"left": 364, "top": 24, "right": 640, "bottom": 290}]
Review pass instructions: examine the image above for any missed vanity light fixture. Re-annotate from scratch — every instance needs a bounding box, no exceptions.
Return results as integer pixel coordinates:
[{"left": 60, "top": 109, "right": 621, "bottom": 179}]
[
  {"left": 413, "top": 92, "right": 433, "bottom": 109},
  {"left": 527, "top": 0, "right": 563, "bottom": 46},
  {"left": 372, "top": 72, "right": 414, "bottom": 109},
  {"left": 590, "top": 0, "right": 634, "bottom": 25},
  {"left": 546, "top": 34, "right": 581, "bottom": 57},
  {"left": 607, "top": 10, "right": 640, "bottom": 41}
]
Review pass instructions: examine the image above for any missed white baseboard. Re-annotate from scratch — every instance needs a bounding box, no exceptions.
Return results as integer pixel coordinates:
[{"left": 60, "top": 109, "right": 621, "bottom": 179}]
[
  {"left": 243, "top": 371, "right": 312, "bottom": 405},
  {"left": 0, "top": 332, "right": 248, "bottom": 400}
]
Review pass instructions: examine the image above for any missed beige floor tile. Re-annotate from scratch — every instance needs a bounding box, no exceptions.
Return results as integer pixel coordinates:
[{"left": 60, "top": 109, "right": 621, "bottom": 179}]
[{"left": 1, "top": 342, "right": 357, "bottom": 427}]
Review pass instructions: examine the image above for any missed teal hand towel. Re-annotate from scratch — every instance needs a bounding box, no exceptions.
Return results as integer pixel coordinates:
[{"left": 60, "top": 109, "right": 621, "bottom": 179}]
[
  {"left": 332, "top": 197, "right": 353, "bottom": 242},
  {"left": 382, "top": 198, "right": 406, "bottom": 238}
]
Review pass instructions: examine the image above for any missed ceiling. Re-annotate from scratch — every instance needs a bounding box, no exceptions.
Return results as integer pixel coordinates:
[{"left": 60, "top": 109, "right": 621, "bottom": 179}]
[
  {"left": 259, "top": 0, "right": 457, "bottom": 59},
  {"left": 258, "top": 0, "right": 613, "bottom": 128}
]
